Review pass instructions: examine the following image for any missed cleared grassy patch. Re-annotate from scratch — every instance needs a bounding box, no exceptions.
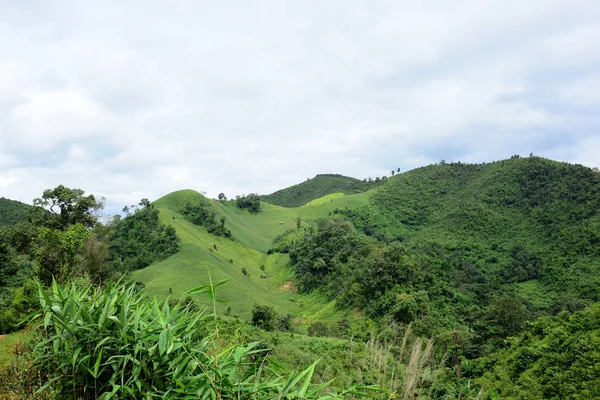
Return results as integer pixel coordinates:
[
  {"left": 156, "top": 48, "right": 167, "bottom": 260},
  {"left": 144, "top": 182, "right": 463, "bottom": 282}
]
[{"left": 304, "top": 192, "right": 345, "bottom": 206}]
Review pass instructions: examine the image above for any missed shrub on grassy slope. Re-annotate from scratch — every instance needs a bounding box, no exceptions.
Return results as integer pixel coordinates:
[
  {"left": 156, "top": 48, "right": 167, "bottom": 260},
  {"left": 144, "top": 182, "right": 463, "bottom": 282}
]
[{"left": 180, "top": 201, "right": 232, "bottom": 237}]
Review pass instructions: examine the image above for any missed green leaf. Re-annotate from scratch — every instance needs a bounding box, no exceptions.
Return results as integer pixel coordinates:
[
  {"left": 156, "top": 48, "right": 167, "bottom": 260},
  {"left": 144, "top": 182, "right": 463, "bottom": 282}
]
[
  {"left": 91, "top": 348, "right": 103, "bottom": 379},
  {"left": 159, "top": 329, "right": 168, "bottom": 356}
]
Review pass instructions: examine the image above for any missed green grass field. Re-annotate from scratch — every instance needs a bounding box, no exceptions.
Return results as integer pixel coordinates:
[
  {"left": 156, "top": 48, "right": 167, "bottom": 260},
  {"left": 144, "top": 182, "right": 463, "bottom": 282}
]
[
  {"left": 134, "top": 189, "right": 371, "bottom": 323},
  {"left": 303, "top": 192, "right": 345, "bottom": 206}
]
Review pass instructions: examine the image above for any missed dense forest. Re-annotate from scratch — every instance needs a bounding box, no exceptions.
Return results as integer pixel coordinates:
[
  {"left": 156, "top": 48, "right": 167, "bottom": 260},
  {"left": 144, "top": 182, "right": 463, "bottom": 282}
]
[
  {"left": 1, "top": 156, "right": 600, "bottom": 399},
  {"left": 0, "top": 197, "right": 32, "bottom": 226}
]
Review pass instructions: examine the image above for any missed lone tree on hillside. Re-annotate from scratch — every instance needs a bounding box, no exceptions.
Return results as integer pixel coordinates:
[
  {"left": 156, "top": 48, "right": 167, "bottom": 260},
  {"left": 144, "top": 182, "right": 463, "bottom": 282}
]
[
  {"left": 251, "top": 304, "right": 277, "bottom": 331},
  {"left": 218, "top": 193, "right": 227, "bottom": 200}
]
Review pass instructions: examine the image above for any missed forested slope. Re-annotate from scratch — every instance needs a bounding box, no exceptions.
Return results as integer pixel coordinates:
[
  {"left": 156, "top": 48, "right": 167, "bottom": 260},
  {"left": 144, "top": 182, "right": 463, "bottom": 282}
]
[{"left": 0, "top": 198, "right": 32, "bottom": 226}]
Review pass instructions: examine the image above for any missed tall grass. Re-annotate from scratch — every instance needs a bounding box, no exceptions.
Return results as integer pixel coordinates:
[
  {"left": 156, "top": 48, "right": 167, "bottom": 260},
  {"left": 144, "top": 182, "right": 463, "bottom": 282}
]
[
  {"left": 31, "top": 278, "right": 375, "bottom": 399},
  {"left": 363, "top": 325, "right": 437, "bottom": 399}
]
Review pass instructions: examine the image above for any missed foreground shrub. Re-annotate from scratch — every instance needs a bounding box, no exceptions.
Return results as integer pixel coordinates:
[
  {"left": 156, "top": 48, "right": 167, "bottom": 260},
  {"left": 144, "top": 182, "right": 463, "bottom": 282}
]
[{"left": 32, "top": 279, "right": 374, "bottom": 399}]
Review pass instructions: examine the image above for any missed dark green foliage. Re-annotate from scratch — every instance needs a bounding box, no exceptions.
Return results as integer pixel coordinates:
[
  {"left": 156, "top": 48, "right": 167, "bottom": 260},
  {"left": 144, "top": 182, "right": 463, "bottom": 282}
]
[
  {"left": 236, "top": 194, "right": 261, "bottom": 213},
  {"left": 251, "top": 304, "right": 277, "bottom": 331},
  {"left": 480, "top": 303, "right": 600, "bottom": 399},
  {"left": 32, "top": 185, "right": 104, "bottom": 230},
  {"left": 262, "top": 174, "right": 376, "bottom": 207},
  {"left": 108, "top": 200, "right": 179, "bottom": 272},
  {"left": 0, "top": 197, "right": 32, "bottom": 226},
  {"left": 307, "top": 321, "right": 330, "bottom": 337},
  {"left": 251, "top": 305, "right": 294, "bottom": 333},
  {"left": 277, "top": 313, "right": 294, "bottom": 332},
  {"left": 280, "top": 157, "right": 600, "bottom": 367},
  {"left": 179, "top": 201, "right": 232, "bottom": 237}
]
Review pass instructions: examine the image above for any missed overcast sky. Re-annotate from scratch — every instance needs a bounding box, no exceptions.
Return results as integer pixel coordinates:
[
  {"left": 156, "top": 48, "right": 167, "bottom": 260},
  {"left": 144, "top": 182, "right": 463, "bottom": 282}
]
[{"left": 1, "top": 1, "right": 599, "bottom": 213}]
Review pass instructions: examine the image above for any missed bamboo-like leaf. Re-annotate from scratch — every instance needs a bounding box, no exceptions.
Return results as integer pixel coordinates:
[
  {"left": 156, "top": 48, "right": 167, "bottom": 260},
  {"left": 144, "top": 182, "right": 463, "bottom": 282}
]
[
  {"left": 298, "top": 359, "right": 319, "bottom": 396},
  {"left": 91, "top": 348, "right": 103, "bottom": 379},
  {"left": 159, "top": 329, "right": 168, "bottom": 356}
]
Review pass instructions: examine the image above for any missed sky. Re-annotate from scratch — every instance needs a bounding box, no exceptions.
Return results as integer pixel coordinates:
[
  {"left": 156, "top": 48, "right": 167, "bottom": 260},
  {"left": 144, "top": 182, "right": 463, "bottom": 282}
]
[{"left": 1, "top": 1, "right": 599, "bottom": 214}]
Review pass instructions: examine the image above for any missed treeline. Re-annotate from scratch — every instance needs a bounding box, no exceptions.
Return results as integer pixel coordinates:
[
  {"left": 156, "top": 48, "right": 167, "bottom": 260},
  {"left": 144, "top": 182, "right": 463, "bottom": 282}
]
[
  {"left": 0, "top": 187, "right": 180, "bottom": 334},
  {"left": 109, "top": 199, "right": 179, "bottom": 272}
]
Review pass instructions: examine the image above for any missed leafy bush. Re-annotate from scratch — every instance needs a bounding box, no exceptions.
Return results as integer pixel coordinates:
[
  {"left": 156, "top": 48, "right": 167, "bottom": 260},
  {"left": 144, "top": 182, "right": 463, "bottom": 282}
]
[
  {"left": 180, "top": 202, "right": 231, "bottom": 237},
  {"left": 251, "top": 304, "right": 277, "bottom": 331},
  {"left": 236, "top": 194, "right": 261, "bottom": 213},
  {"left": 31, "top": 279, "right": 361, "bottom": 399}
]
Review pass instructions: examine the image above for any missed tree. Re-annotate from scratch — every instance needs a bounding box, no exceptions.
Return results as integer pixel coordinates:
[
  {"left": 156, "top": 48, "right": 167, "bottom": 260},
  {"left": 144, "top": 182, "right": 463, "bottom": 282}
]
[
  {"left": 218, "top": 193, "right": 227, "bottom": 201},
  {"left": 33, "top": 224, "right": 91, "bottom": 284},
  {"left": 489, "top": 296, "right": 529, "bottom": 339},
  {"left": 296, "top": 216, "right": 302, "bottom": 231},
  {"left": 78, "top": 234, "right": 110, "bottom": 284},
  {"left": 391, "top": 170, "right": 395, "bottom": 176},
  {"left": 33, "top": 185, "right": 104, "bottom": 230},
  {"left": 236, "top": 194, "right": 260, "bottom": 213},
  {"left": 251, "top": 304, "right": 277, "bottom": 331},
  {"left": 278, "top": 314, "right": 294, "bottom": 332},
  {"left": 308, "top": 322, "right": 329, "bottom": 337}
]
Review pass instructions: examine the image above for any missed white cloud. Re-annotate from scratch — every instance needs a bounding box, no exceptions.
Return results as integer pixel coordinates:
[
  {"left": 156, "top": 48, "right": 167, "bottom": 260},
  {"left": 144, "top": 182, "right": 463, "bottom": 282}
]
[
  {"left": 0, "top": 0, "right": 599, "bottom": 211},
  {"left": 561, "top": 75, "right": 600, "bottom": 105},
  {"left": 0, "top": 59, "right": 30, "bottom": 102},
  {"left": 542, "top": 25, "right": 600, "bottom": 65},
  {"left": 0, "top": 172, "right": 18, "bottom": 189},
  {"left": 10, "top": 89, "right": 113, "bottom": 149}
]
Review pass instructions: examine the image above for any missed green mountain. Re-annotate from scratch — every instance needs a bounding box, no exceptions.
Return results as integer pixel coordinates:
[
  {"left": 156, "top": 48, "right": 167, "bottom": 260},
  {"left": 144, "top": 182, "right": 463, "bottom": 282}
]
[
  {"left": 3, "top": 155, "right": 600, "bottom": 398},
  {"left": 0, "top": 198, "right": 31, "bottom": 226},
  {"left": 261, "top": 173, "right": 375, "bottom": 207},
  {"left": 133, "top": 157, "right": 600, "bottom": 334}
]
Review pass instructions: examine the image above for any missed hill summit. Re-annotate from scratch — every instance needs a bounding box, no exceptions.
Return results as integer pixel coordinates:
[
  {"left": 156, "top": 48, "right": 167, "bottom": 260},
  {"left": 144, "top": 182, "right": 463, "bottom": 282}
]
[{"left": 261, "top": 173, "right": 375, "bottom": 207}]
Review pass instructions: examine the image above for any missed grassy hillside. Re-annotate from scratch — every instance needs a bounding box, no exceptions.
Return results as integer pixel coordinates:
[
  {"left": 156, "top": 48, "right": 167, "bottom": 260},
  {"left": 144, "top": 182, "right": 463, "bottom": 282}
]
[
  {"left": 261, "top": 173, "right": 375, "bottom": 207},
  {"left": 154, "top": 189, "right": 370, "bottom": 253},
  {"left": 0, "top": 198, "right": 31, "bottom": 226},
  {"left": 134, "top": 189, "right": 358, "bottom": 323}
]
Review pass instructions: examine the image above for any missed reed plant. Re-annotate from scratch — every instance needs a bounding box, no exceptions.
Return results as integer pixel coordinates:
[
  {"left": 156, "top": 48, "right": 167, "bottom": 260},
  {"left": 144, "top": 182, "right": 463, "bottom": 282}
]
[{"left": 31, "top": 278, "right": 376, "bottom": 399}]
